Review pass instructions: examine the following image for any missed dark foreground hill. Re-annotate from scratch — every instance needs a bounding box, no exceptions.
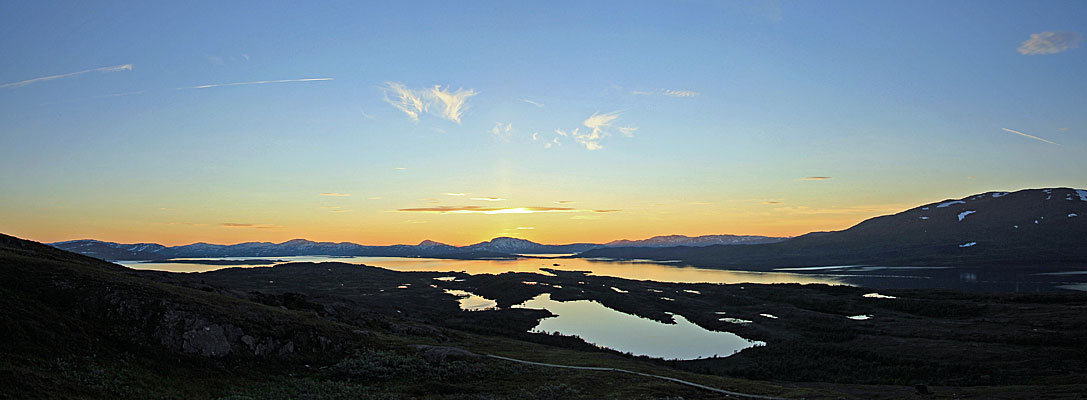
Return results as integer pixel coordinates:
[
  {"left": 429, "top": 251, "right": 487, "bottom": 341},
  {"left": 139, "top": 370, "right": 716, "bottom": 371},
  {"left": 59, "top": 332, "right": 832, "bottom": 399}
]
[
  {"left": 581, "top": 188, "right": 1087, "bottom": 270},
  {"left": 0, "top": 233, "right": 807, "bottom": 399}
]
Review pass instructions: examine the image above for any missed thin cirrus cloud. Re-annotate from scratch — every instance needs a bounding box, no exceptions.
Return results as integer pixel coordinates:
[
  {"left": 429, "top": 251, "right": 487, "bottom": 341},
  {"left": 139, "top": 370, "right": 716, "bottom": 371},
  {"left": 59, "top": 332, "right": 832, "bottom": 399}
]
[
  {"left": 521, "top": 99, "right": 545, "bottom": 107},
  {"left": 382, "top": 82, "right": 478, "bottom": 124},
  {"left": 471, "top": 197, "right": 505, "bottom": 201},
  {"left": 180, "top": 77, "right": 333, "bottom": 90},
  {"left": 662, "top": 89, "right": 699, "bottom": 97},
  {"left": 797, "top": 176, "right": 832, "bottom": 181},
  {"left": 1, "top": 64, "right": 132, "bottom": 89},
  {"left": 1001, "top": 128, "right": 1060, "bottom": 145},
  {"left": 557, "top": 111, "right": 637, "bottom": 150},
  {"left": 630, "top": 89, "right": 699, "bottom": 97},
  {"left": 1017, "top": 31, "right": 1081, "bottom": 55},
  {"left": 320, "top": 193, "right": 351, "bottom": 197},
  {"left": 397, "top": 206, "right": 619, "bottom": 215}
]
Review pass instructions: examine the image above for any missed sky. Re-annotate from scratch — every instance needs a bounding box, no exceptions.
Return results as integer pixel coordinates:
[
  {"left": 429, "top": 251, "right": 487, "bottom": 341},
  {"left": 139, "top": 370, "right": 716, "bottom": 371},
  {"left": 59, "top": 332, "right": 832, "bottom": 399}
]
[{"left": 1, "top": 0, "right": 1085, "bottom": 246}]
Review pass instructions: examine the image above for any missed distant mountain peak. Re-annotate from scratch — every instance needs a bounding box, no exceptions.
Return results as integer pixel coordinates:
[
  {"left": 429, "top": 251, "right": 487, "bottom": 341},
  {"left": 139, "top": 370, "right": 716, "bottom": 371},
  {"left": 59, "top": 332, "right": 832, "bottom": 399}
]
[
  {"left": 488, "top": 237, "right": 535, "bottom": 244},
  {"left": 280, "top": 238, "right": 315, "bottom": 245},
  {"left": 417, "top": 240, "right": 450, "bottom": 247}
]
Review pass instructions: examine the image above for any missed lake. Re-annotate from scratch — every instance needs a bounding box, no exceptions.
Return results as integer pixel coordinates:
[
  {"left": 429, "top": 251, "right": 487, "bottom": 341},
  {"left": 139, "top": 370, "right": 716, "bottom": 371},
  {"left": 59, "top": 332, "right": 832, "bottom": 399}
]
[
  {"left": 118, "top": 255, "right": 848, "bottom": 286},
  {"left": 513, "top": 293, "right": 764, "bottom": 359},
  {"left": 442, "top": 289, "right": 764, "bottom": 360},
  {"left": 116, "top": 256, "right": 1087, "bottom": 291}
]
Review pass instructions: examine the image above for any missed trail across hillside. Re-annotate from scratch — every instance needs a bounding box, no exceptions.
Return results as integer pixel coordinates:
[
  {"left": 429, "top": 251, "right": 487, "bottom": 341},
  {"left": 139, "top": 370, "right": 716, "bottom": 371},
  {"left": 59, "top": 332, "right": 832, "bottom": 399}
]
[{"left": 485, "top": 354, "right": 787, "bottom": 399}]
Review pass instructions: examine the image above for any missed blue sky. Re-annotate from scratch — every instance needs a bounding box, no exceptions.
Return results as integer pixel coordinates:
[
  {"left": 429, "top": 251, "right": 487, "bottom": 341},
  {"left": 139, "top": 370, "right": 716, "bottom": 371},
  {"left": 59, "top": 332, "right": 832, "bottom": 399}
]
[{"left": 1, "top": 1, "right": 1085, "bottom": 245}]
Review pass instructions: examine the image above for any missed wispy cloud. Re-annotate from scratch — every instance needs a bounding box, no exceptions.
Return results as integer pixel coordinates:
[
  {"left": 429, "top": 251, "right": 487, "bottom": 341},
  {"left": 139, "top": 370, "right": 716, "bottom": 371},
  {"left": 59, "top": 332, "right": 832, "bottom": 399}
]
[
  {"left": 1, "top": 64, "right": 133, "bottom": 89},
  {"left": 1001, "top": 128, "right": 1060, "bottom": 145},
  {"left": 383, "top": 82, "right": 425, "bottom": 120},
  {"left": 630, "top": 88, "right": 700, "bottom": 97},
  {"left": 515, "top": 226, "right": 535, "bottom": 230},
  {"left": 764, "top": 201, "right": 783, "bottom": 204},
  {"left": 662, "top": 89, "right": 699, "bottom": 97},
  {"left": 398, "top": 206, "right": 618, "bottom": 215},
  {"left": 320, "top": 192, "right": 351, "bottom": 197},
  {"left": 221, "top": 222, "right": 282, "bottom": 229},
  {"left": 443, "top": 193, "right": 466, "bottom": 196},
  {"left": 430, "top": 85, "right": 477, "bottom": 123},
  {"left": 1017, "top": 31, "right": 1081, "bottom": 55},
  {"left": 382, "top": 82, "right": 478, "bottom": 124},
  {"left": 522, "top": 99, "right": 545, "bottom": 107},
  {"left": 471, "top": 197, "right": 505, "bottom": 202},
  {"left": 554, "top": 200, "right": 575, "bottom": 204},
  {"left": 797, "top": 176, "right": 832, "bottom": 181},
  {"left": 559, "top": 111, "right": 637, "bottom": 150},
  {"left": 490, "top": 122, "right": 513, "bottom": 140},
  {"left": 181, "top": 77, "right": 332, "bottom": 90}
]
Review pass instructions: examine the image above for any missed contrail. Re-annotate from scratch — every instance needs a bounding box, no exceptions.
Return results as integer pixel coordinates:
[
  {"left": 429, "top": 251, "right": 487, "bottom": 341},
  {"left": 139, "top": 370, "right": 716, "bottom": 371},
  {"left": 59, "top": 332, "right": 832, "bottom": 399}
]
[
  {"left": 181, "top": 77, "right": 333, "bottom": 90},
  {"left": 1, "top": 64, "right": 133, "bottom": 89},
  {"left": 1001, "top": 128, "right": 1059, "bottom": 146}
]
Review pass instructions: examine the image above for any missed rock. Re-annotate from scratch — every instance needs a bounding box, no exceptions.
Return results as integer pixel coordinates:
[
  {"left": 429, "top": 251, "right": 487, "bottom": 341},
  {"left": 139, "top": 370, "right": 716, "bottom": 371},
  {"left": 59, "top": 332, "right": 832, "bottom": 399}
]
[{"left": 182, "top": 324, "right": 231, "bottom": 356}]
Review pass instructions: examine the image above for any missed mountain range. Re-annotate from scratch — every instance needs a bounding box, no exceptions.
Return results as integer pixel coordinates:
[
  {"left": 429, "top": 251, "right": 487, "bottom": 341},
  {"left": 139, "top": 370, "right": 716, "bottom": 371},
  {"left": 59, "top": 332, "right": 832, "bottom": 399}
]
[
  {"left": 49, "top": 187, "right": 1087, "bottom": 270},
  {"left": 50, "top": 233, "right": 783, "bottom": 261},
  {"left": 580, "top": 188, "right": 1087, "bottom": 270}
]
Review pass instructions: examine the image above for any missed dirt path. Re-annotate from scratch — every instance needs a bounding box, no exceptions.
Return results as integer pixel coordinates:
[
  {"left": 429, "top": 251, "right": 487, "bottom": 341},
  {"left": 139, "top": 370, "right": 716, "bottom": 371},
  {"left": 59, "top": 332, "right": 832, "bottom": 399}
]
[{"left": 485, "top": 354, "right": 788, "bottom": 399}]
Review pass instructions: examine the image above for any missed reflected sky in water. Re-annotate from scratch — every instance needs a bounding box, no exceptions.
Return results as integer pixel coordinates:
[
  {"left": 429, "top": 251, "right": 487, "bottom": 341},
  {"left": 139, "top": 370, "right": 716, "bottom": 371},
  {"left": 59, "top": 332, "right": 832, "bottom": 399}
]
[
  {"left": 119, "top": 255, "right": 846, "bottom": 285},
  {"left": 513, "top": 293, "right": 763, "bottom": 360},
  {"left": 444, "top": 289, "right": 497, "bottom": 311}
]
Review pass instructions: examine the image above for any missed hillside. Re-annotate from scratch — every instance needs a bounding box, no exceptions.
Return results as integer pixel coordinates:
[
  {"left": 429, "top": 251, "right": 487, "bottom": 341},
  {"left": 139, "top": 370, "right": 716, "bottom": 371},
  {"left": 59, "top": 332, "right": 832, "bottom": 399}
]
[
  {"left": 0, "top": 233, "right": 806, "bottom": 399},
  {"left": 580, "top": 188, "right": 1087, "bottom": 270}
]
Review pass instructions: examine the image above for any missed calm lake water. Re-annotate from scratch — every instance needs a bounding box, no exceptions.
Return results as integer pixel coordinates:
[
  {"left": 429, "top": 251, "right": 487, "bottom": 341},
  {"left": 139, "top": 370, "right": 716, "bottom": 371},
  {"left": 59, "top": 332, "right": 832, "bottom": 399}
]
[
  {"left": 442, "top": 289, "right": 764, "bottom": 360},
  {"left": 512, "top": 293, "right": 764, "bottom": 360},
  {"left": 118, "top": 255, "right": 847, "bottom": 285},
  {"left": 117, "top": 256, "right": 1087, "bottom": 291}
]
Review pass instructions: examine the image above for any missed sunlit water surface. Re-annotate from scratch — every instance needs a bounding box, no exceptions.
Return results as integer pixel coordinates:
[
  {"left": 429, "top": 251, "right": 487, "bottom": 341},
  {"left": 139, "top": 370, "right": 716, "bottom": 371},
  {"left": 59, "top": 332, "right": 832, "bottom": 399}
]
[
  {"left": 511, "top": 293, "right": 763, "bottom": 360},
  {"left": 118, "top": 255, "right": 846, "bottom": 285}
]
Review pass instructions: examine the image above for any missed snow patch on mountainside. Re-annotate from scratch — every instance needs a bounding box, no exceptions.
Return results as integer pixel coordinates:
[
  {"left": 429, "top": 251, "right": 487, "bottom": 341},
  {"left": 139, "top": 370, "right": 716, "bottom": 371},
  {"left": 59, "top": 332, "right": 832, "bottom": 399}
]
[
  {"left": 937, "top": 200, "right": 966, "bottom": 208},
  {"left": 958, "top": 211, "right": 976, "bottom": 221}
]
